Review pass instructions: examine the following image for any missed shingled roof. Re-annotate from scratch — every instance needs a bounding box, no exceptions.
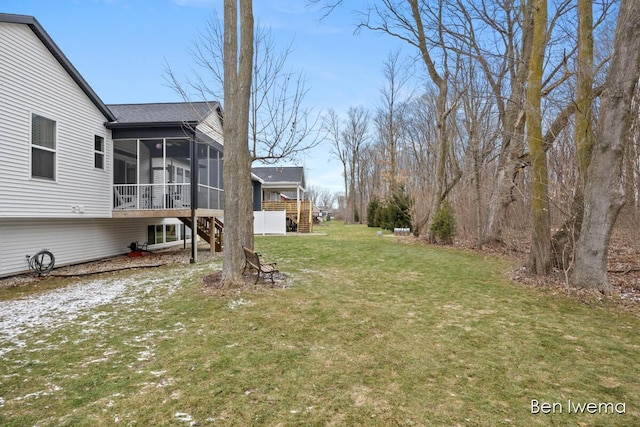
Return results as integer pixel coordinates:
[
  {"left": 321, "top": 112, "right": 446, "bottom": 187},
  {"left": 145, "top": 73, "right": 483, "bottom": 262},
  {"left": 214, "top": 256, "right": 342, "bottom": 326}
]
[
  {"left": 107, "top": 101, "right": 221, "bottom": 125},
  {"left": 251, "top": 166, "right": 306, "bottom": 186}
]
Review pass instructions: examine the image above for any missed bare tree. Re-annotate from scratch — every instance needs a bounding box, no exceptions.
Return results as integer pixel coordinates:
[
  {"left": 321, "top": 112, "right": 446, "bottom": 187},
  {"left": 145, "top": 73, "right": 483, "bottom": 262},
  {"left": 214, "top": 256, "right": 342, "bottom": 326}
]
[
  {"left": 573, "top": 0, "right": 640, "bottom": 293},
  {"left": 374, "top": 50, "right": 412, "bottom": 196},
  {"left": 306, "top": 0, "right": 346, "bottom": 19},
  {"left": 549, "top": 0, "right": 596, "bottom": 269},
  {"left": 322, "top": 107, "right": 370, "bottom": 224},
  {"left": 358, "top": 0, "right": 458, "bottom": 241},
  {"left": 402, "top": 91, "right": 439, "bottom": 230},
  {"left": 165, "top": 12, "right": 321, "bottom": 164},
  {"left": 456, "top": 56, "right": 499, "bottom": 249},
  {"left": 307, "top": 185, "right": 337, "bottom": 209},
  {"left": 221, "top": 0, "right": 254, "bottom": 287},
  {"left": 248, "top": 28, "right": 322, "bottom": 163},
  {"left": 527, "top": 0, "right": 552, "bottom": 275},
  {"left": 435, "top": 0, "right": 534, "bottom": 245},
  {"left": 343, "top": 106, "right": 370, "bottom": 224},
  {"left": 322, "top": 109, "right": 349, "bottom": 218},
  {"left": 357, "top": 144, "right": 378, "bottom": 223}
]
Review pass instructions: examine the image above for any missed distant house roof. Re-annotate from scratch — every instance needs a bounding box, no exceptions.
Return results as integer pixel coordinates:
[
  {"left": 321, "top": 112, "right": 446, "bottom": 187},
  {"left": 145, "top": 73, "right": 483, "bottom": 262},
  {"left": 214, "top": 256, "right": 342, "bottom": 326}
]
[
  {"left": 0, "top": 13, "right": 116, "bottom": 121},
  {"left": 251, "top": 166, "right": 306, "bottom": 187},
  {"left": 251, "top": 173, "right": 265, "bottom": 184},
  {"left": 107, "top": 102, "right": 222, "bottom": 127}
]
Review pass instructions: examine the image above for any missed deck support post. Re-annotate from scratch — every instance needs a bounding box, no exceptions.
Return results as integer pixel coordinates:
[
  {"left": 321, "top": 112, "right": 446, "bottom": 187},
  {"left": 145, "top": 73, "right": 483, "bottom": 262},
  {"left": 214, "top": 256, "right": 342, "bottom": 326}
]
[{"left": 189, "top": 134, "right": 197, "bottom": 263}]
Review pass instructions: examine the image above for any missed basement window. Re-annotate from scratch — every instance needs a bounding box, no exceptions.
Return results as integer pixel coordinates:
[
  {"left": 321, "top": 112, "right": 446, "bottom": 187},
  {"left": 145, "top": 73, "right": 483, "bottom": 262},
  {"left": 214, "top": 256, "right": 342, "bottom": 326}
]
[{"left": 147, "top": 224, "right": 181, "bottom": 245}]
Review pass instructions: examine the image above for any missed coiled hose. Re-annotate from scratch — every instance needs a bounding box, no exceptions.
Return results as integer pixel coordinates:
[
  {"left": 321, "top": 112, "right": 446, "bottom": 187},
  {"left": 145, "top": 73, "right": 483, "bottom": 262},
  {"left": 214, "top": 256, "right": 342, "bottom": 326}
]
[{"left": 28, "top": 250, "right": 55, "bottom": 275}]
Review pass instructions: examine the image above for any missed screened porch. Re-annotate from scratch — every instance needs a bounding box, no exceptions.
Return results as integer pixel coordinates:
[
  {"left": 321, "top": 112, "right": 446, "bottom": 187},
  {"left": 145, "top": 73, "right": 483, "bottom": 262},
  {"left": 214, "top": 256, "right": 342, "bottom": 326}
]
[{"left": 112, "top": 138, "right": 223, "bottom": 211}]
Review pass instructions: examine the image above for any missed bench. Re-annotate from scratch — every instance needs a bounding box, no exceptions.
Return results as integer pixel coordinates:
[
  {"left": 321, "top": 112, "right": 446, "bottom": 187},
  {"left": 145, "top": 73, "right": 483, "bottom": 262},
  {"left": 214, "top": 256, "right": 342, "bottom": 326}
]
[{"left": 242, "top": 246, "right": 278, "bottom": 284}]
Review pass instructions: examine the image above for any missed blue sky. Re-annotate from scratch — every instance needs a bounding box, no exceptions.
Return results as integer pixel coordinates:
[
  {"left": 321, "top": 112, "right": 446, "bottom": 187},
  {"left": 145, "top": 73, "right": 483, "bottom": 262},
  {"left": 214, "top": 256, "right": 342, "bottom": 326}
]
[{"left": 2, "top": 0, "right": 406, "bottom": 193}]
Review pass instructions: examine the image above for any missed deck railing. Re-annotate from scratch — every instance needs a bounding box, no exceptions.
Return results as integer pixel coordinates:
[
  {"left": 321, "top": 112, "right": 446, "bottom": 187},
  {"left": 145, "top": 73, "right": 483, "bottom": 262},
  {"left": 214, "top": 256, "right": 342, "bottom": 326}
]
[
  {"left": 113, "top": 184, "right": 223, "bottom": 210},
  {"left": 262, "top": 200, "right": 312, "bottom": 213}
]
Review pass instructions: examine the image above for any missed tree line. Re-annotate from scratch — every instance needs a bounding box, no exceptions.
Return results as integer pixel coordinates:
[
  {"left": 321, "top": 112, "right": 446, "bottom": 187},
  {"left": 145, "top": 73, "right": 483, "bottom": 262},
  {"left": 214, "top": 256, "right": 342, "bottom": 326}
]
[
  {"left": 174, "top": 0, "right": 640, "bottom": 291},
  {"left": 309, "top": 0, "right": 640, "bottom": 294}
]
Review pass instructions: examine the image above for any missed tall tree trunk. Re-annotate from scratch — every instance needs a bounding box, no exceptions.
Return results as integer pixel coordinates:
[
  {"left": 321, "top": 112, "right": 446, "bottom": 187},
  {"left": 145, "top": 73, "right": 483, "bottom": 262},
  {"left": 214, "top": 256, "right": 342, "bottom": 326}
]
[
  {"left": 572, "top": 0, "right": 640, "bottom": 293},
  {"left": 527, "top": 0, "right": 552, "bottom": 275},
  {"left": 472, "top": 131, "right": 484, "bottom": 249},
  {"left": 406, "top": 0, "right": 451, "bottom": 242},
  {"left": 424, "top": 80, "right": 450, "bottom": 242},
  {"left": 342, "top": 164, "right": 349, "bottom": 223},
  {"left": 222, "top": 0, "right": 254, "bottom": 287},
  {"left": 349, "top": 167, "right": 356, "bottom": 223},
  {"left": 484, "top": 2, "right": 533, "bottom": 244},
  {"left": 576, "top": 0, "right": 595, "bottom": 186},
  {"left": 551, "top": 0, "right": 594, "bottom": 269}
]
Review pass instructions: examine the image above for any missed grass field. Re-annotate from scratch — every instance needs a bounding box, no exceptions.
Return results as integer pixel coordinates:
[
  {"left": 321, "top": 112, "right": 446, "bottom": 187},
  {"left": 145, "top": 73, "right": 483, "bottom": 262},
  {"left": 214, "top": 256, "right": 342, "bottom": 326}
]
[{"left": 1, "top": 221, "right": 638, "bottom": 426}]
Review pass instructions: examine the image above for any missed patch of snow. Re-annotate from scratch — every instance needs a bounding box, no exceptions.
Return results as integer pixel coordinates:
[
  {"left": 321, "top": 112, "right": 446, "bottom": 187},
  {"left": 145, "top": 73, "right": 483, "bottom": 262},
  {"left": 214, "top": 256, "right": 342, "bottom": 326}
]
[
  {"left": 14, "top": 382, "right": 62, "bottom": 401},
  {"left": 0, "top": 270, "right": 184, "bottom": 358},
  {"left": 137, "top": 350, "right": 154, "bottom": 361},
  {"left": 228, "top": 298, "right": 253, "bottom": 310},
  {"left": 82, "top": 357, "right": 111, "bottom": 366},
  {"left": 175, "top": 412, "right": 193, "bottom": 422},
  {"left": 157, "top": 377, "right": 175, "bottom": 388}
]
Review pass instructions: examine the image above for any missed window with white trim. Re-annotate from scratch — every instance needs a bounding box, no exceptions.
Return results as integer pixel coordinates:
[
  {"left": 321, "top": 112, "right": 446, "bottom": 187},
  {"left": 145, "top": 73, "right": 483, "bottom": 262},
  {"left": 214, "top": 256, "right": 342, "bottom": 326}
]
[
  {"left": 95, "top": 135, "right": 105, "bottom": 169},
  {"left": 31, "top": 114, "right": 56, "bottom": 180},
  {"left": 147, "top": 224, "right": 181, "bottom": 245}
]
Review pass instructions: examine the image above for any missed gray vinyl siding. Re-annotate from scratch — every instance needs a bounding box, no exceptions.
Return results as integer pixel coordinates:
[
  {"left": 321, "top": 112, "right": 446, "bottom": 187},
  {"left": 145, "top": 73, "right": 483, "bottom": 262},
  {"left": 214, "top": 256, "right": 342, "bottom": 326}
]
[
  {"left": 196, "top": 112, "right": 224, "bottom": 145},
  {"left": 0, "top": 218, "right": 187, "bottom": 277},
  {"left": 0, "top": 22, "right": 113, "bottom": 219},
  {"left": 0, "top": 218, "right": 146, "bottom": 277}
]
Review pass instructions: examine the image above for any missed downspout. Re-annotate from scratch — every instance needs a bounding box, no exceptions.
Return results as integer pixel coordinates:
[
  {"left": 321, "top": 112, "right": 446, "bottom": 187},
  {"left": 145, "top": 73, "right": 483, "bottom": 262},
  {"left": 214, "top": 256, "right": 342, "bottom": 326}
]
[{"left": 190, "top": 134, "right": 198, "bottom": 263}]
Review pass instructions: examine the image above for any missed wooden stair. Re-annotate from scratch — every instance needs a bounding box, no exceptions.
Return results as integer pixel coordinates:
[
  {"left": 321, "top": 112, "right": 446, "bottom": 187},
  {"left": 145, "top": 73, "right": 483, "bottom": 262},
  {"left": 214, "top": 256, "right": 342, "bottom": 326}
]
[
  {"left": 262, "top": 200, "right": 313, "bottom": 233},
  {"left": 297, "top": 210, "right": 311, "bottom": 233},
  {"left": 178, "top": 217, "right": 223, "bottom": 252}
]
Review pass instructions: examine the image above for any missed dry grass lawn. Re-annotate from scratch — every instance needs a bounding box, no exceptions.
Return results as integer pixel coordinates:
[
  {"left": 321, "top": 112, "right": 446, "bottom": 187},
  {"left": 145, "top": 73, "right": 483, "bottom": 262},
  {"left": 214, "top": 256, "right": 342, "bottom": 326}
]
[{"left": 1, "top": 221, "right": 638, "bottom": 426}]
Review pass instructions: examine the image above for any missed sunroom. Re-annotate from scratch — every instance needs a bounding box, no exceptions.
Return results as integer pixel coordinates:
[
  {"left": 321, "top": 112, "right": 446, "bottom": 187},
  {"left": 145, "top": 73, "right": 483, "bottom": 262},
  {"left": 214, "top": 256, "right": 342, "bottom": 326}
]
[
  {"left": 112, "top": 137, "right": 223, "bottom": 213},
  {"left": 106, "top": 102, "right": 224, "bottom": 218}
]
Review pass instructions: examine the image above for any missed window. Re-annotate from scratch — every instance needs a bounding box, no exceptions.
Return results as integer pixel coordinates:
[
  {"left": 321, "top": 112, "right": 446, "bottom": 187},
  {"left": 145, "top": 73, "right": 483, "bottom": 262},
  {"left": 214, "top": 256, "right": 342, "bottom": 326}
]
[
  {"left": 31, "top": 114, "right": 56, "bottom": 180},
  {"left": 147, "top": 225, "right": 163, "bottom": 245},
  {"left": 166, "top": 224, "right": 177, "bottom": 242},
  {"left": 95, "top": 136, "right": 105, "bottom": 169},
  {"left": 147, "top": 224, "right": 182, "bottom": 245}
]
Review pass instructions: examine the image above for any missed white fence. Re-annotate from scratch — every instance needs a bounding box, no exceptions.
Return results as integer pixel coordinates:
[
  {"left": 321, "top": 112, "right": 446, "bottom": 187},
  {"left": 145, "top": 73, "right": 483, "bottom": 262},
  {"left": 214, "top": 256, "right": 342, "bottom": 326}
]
[{"left": 254, "top": 211, "right": 286, "bottom": 235}]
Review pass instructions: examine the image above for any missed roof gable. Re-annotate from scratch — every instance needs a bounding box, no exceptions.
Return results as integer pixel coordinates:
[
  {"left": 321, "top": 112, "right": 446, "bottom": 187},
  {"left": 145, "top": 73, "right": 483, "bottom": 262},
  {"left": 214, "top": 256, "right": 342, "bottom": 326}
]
[{"left": 0, "top": 13, "right": 115, "bottom": 121}]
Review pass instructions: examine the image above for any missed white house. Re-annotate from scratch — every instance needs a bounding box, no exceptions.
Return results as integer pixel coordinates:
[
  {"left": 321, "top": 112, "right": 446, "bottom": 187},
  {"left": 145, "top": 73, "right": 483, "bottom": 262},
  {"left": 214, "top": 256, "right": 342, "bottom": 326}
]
[{"left": 0, "top": 13, "right": 224, "bottom": 277}]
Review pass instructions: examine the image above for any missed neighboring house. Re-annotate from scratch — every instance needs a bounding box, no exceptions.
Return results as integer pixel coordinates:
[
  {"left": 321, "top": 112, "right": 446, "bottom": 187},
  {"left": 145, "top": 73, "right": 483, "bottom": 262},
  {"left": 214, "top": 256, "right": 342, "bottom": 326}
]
[
  {"left": 0, "top": 13, "right": 223, "bottom": 277},
  {"left": 251, "top": 166, "right": 307, "bottom": 202},
  {"left": 251, "top": 166, "right": 313, "bottom": 233}
]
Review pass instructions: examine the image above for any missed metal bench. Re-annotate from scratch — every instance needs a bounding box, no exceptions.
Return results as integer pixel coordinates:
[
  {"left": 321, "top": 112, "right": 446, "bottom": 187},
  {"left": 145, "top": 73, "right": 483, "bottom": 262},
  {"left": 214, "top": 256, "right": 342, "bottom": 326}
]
[{"left": 242, "top": 246, "right": 278, "bottom": 284}]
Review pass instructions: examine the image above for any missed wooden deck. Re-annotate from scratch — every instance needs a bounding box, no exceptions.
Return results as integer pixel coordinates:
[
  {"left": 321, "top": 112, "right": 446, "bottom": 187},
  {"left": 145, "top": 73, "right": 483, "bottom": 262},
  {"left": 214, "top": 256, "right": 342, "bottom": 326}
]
[
  {"left": 111, "top": 208, "right": 223, "bottom": 219},
  {"left": 262, "top": 200, "right": 313, "bottom": 233}
]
